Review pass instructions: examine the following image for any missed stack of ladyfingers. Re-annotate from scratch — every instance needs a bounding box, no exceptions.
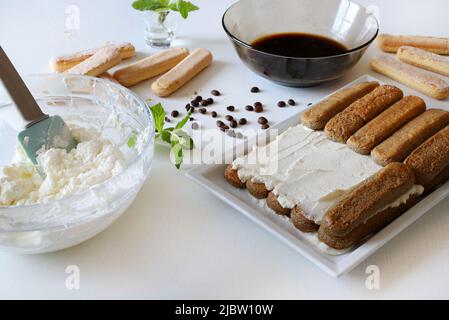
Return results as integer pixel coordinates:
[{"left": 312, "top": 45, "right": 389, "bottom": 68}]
[
  {"left": 49, "top": 43, "right": 213, "bottom": 97},
  {"left": 372, "top": 34, "right": 449, "bottom": 100},
  {"left": 225, "top": 80, "right": 449, "bottom": 250}
]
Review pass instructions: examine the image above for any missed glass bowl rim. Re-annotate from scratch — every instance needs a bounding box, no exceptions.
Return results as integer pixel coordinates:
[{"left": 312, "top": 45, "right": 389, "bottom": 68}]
[
  {"left": 0, "top": 73, "right": 154, "bottom": 213},
  {"left": 222, "top": 0, "right": 379, "bottom": 60}
]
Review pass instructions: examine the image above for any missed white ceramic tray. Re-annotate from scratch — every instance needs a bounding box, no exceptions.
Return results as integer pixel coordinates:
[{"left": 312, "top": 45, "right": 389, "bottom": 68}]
[{"left": 186, "top": 75, "right": 449, "bottom": 277}]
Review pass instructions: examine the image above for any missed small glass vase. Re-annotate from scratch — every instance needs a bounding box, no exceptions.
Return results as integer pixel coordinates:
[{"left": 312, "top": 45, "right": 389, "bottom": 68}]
[{"left": 143, "top": 10, "right": 178, "bottom": 49}]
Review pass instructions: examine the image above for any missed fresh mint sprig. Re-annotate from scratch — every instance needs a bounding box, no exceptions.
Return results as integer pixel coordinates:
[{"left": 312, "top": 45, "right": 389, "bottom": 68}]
[
  {"left": 132, "top": 0, "right": 199, "bottom": 19},
  {"left": 149, "top": 103, "right": 194, "bottom": 169}
]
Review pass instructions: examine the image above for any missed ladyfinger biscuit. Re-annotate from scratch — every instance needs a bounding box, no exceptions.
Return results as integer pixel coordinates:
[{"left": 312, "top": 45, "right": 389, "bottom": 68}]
[
  {"left": 398, "top": 46, "right": 449, "bottom": 77},
  {"left": 49, "top": 42, "right": 135, "bottom": 73},
  {"left": 321, "top": 163, "right": 415, "bottom": 237},
  {"left": 266, "top": 192, "right": 291, "bottom": 216},
  {"left": 371, "top": 55, "right": 449, "bottom": 100},
  {"left": 424, "top": 165, "right": 449, "bottom": 193},
  {"left": 324, "top": 85, "right": 403, "bottom": 143},
  {"left": 224, "top": 165, "right": 245, "bottom": 189},
  {"left": 404, "top": 125, "right": 449, "bottom": 186},
  {"left": 152, "top": 48, "right": 213, "bottom": 97},
  {"left": 372, "top": 109, "right": 449, "bottom": 166},
  {"left": 378, "top": 34, "right": 449, "bottom": 54},
  {"left": 318, "top": 194, "right": 422, "bottom": 250},
  {"left": 98, "top": 72, "right": 120, "bottom": 84},
  {"left": 291, "top": 206, "right": 319, "bottom": 233},
  {"left": 246, "top": 180, "right": 270, "bottom": 199},
  {"left": 113, "top": 47, "right": 189, "bottom": 87},
  {"left": 66, "top": 46, "right": 122, "bottom": 77},
  {"left": 301, "top": 81, "right": 379, "bottom": 130},
  {"left": 347, "top": 96, "right": 426, "bottom": 154}
]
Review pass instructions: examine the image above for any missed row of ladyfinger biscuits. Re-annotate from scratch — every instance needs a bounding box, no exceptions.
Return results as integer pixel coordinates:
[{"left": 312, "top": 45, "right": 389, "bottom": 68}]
[
  {"left": 225, "top": 82, "right": 449, "bottom": 249},
  {"left": 372, "top": 34, "right": 449, "bottom": 100},
  {"left": 49, "top": 43, "right": 212, "bottom": 97}
]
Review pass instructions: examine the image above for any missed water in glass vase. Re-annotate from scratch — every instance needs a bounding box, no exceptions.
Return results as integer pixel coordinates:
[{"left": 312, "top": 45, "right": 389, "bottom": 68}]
[{"left": 143, "top": 10, "right": 178, "bottom": 49}]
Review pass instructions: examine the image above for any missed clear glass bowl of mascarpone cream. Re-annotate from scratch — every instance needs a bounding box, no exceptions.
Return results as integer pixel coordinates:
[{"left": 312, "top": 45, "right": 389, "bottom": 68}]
[{"left": 0, "top": 74, "right": 154, "bottom": 254}]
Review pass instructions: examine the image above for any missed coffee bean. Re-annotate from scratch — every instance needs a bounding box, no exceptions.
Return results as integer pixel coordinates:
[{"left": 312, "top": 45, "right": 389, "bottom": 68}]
[
  {"left": 188, "top": 107, "right": 195, "bottom": 113},
  {"left": 216, "top": 120, "right": 225, "bottom": 128},
  {"left": 254, "top": 102, "right": 262, "bottom": 107},
  {"left": 171, "top": 110, "right": 179, "bottom": 117},
  {"left": 308, "top": 102, "right": 313, "bottom": 106},
  {"left": 195, "top": 96, "right": 202, "bottom": 102},
  {"left": 206, "top": 98, "right": 214, "bottom": 105},
  {"left": 211, "top": 90, "right": 220, "bottom": 96},
  {"left": 165, "top": 116, "right": 171, "bottom": 123},
  {"left": 261, "top": 124, "right": 270, "bottom": 130},
  {"left": 189, "top": 117, "right": 194, "bottom": 121},
  {"left": 227, "top": 105, "right": 235, "bottom": 111},
  {"left": 225, "top": 115, "right": 233, "bottom": 121},
  {"left": 199, "top": 108, "right": 207, "bottom": 114},
  {"left": 255, "top": 105, "right": 263, "bottom": 113},
  {"left": 220, "top": 125, "right": 229, "bottom": 132},
  {"left": 185, "top": 104, "right": 191, "bottom": 110},
  {"left": 251, "top": 86, "right": 259, "bottom": 93},
  {"left": 230, "top": 120, "right": 238, "bottom": 128},
  {"left": 191, "top": 122, "right": 199, "bottom": 130},
  {"left": 239, "top": 118, "right": 247, "bottom": 125},
  {"left": 277, "top": 101, "right": 286, "bottom": 108},
  {"left": 245, "top": 105, "right": 254, "bottom": 111},
  {"left": 258, "top": 117, "right": 268, "bottom": 125},
  {"left": 211, "top": 111, "right": 217, "bottom": 118},
  {"left": 200, "top": 100, "right": 209, "bottom": 106},
  {"left": 288, "top": 99, "right": 295, "bottom": 106},
  {"left": 191, "top": 100, "right": 199, "bottom": 107}
]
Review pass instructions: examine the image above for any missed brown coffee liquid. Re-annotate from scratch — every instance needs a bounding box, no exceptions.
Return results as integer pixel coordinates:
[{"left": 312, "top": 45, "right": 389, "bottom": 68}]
[{"left": 251, "top": 33, "right": 348, "bottom": 58}]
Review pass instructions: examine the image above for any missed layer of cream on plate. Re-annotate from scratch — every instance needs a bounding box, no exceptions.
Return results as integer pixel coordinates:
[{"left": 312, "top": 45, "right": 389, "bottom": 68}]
[
  {"left": 0, "top": 126, "right": 125, "bottom": 206},
  {"left": 233, "top": 124, "right": 424, "bottom": 224}
]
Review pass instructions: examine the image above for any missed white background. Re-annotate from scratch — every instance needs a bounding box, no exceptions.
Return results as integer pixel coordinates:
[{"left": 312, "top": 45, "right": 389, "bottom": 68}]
[{"left": 1, "top": 0, "right": 449, "bottom": 299}]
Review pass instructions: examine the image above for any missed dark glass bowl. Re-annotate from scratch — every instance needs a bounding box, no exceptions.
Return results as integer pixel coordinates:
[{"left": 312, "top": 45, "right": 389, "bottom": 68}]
[{"left": 222, "top": 0, "right": 379, "bottom": 87}]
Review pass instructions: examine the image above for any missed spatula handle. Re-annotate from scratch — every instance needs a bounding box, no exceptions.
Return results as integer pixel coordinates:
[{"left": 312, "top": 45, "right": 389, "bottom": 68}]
[{"left": 0, "top": 46, "right": 48, "bottom": 127}]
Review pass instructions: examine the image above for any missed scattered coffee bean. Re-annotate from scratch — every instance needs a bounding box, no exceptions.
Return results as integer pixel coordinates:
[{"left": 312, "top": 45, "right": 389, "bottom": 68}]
[
  {"left": 211, "top": 111, "right": 217, "bottom": 118},
  {"left": 191, "top": 122, "right": 199, "bottom": 130},
  {"left": 277, "top": 101, "right": 286, "bottom": 108},
  {"left": 251, "top": 86, "right": 259, "bottom": 93},
  {"left": 227, "top": 105, "right": 235, "bottom": 112},
  {"left": 195, "top": 96, "right": 202, "bottom": 102},
  {"left": 227, "top": 130, "right": 236, "bottom": 138},
  {"left": 288, "top": 99, "right": 295, "bottom": 106},
  {"left": 165, "top": 116, "right": 171, "bottom": 122},
  {"left": 200, "top": 100, "right": 209, "bottom": 106},
  {"left": 225, "top": 115, "right": 233, "bottom": 121},
  {"left": 206, "top": 98, "right": 214, "bottom": 105},
  {"left": 211, "top": 90, "right": 220, "bottom": 96},
  {"left": 216, "top": 120, "right": 225, "bottom": 128},
  {"left": 220, "top": 125, "right": 230, "bottom": 132},
  {"left": 245, "top": 105, "right": 254, "bottom": 111},
  {"left": 258, "top": 117, "right": 268, "bottom": 125},
  {"left": 188, "top": 106, "right": 195, "bottom": 113},
  {"left": 199, "top": 108, "right": 207, "bottom": 114},
  {"left": 239, "top": 118, "right": 247, "bottom": 125},
  {"left": 185, "top": 104, "right": 191, "bottom": 110},
  {"left": 191, "top": 100, "right": 199, "bottom": 107},
  {"left": 171, "top": 110, "right": 179, "bottom": 118},
  {"left": 254, "top": 102, "right": 262, "bottom": 107},
  {"left": 261, "top": 124, "right": 270, "bottom": 130},
  {"left": 189, "top": 117, "right": 194, "bottom": 121},
  {"left": 230, "top": 119, "right": 238, "bottom": 128},
  {"left": 308, "top": 102, "right": 313, "bottom": 106},
  {"left": 255, "top": 105, "right": 263, "bottom": 113}
]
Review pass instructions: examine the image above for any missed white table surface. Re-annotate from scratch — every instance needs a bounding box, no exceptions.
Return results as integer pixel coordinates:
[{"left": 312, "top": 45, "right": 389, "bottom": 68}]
[{"left": 1, "top": 0, "right": 449, "bottom": 299}]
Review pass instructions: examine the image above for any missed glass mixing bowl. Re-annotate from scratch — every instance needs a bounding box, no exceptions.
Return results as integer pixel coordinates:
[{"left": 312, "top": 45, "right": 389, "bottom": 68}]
[
  {"left": 222, "top": 0, "right": 379, "bottom": 87},
  {"left": 0, "top": 74, "right": 154, "bottom": 254}
]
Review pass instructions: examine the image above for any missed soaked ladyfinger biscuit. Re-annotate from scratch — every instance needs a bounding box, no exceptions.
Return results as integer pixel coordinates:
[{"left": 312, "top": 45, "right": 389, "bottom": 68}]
[
  {"left": 113, "top": 47, "right": 189, "bottom": 87},
  {"left": 398, "top": 46, "right": 449, "bottom": 77},
  {"left": 318, "top": 194, "right": 421, "bottom": 250},
  {"left": 49, "top": 42, "right": 135, "bottom": 73},
  {"left": 152, "top": 48, "right": 213, "bottom": 97},
  {"left": 371, "top": 55, "right": 449, "bottom": 100},
  {"left": 372, "top": 109, "right": 449, "bottom": 166},
  {"left": 321, "top": 163, "right": 415, "bottom": 237},
  {"left": 66, "top": 46, "right": 122, "bottom": 77},
  {"left": 404, "top": 125, "right": 449, "bottom": 186},
  {"left": 224, "top": 165, "right": 245, "bottom": 189},
  {"left": 246, "top": 180, "right": 270, "bottom": 199},
  {"left": 290, "top": 206, "right": 319, "bottom": 233},
  {"left": 324, "top": 85, "right": 403, "bottom": 143},
  {"left": 378, "top": 34, "right": 449, "bottom": 54},
  {"left": 301, "top": 81, "right": 379, "bottom": 130},
  {"left": 266, "top": 192, "right": 291, "bottom": 216},
  {"left": 347, "top": 96, "right": 426, "bottom": 155}
]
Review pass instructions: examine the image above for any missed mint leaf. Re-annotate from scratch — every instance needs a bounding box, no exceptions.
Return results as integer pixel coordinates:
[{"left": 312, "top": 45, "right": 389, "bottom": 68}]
[
  {"left": 175, "top": 109, "right": 192, "bottom": 130},
  {"left": 132, "top": 0, "right": 169, "bottom": 11},
  {"left": 177, "top": 0, "right": 199, "bottom": 19},
  {"left": 150, "top": 103, "right": 166, "bottom": 133},
  {"left": 170, "top": 141, "right": 183, "bottom": 169},
  {"left": 127, "top": 133, "right": 138, "bottom": 148}
]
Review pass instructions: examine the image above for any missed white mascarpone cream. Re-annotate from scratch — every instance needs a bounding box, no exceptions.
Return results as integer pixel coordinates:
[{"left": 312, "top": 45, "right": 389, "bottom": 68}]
[
  {"left": 233, "top": 124, "right": 424, "bottom": 224},
  {"left": 0, "top": 126, "right": 125, "bottom": 206}
]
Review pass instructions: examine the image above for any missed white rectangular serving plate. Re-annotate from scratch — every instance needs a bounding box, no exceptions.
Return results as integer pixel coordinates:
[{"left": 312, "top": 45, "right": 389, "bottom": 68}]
[{"left": 186, "top": 75, "right": 449, "bottom": 277}]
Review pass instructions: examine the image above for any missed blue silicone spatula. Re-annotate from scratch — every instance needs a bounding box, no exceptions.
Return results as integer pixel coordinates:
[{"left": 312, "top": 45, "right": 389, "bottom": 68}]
[{"left": 0, "top": 46, "right": 77, "bottom": 166}]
